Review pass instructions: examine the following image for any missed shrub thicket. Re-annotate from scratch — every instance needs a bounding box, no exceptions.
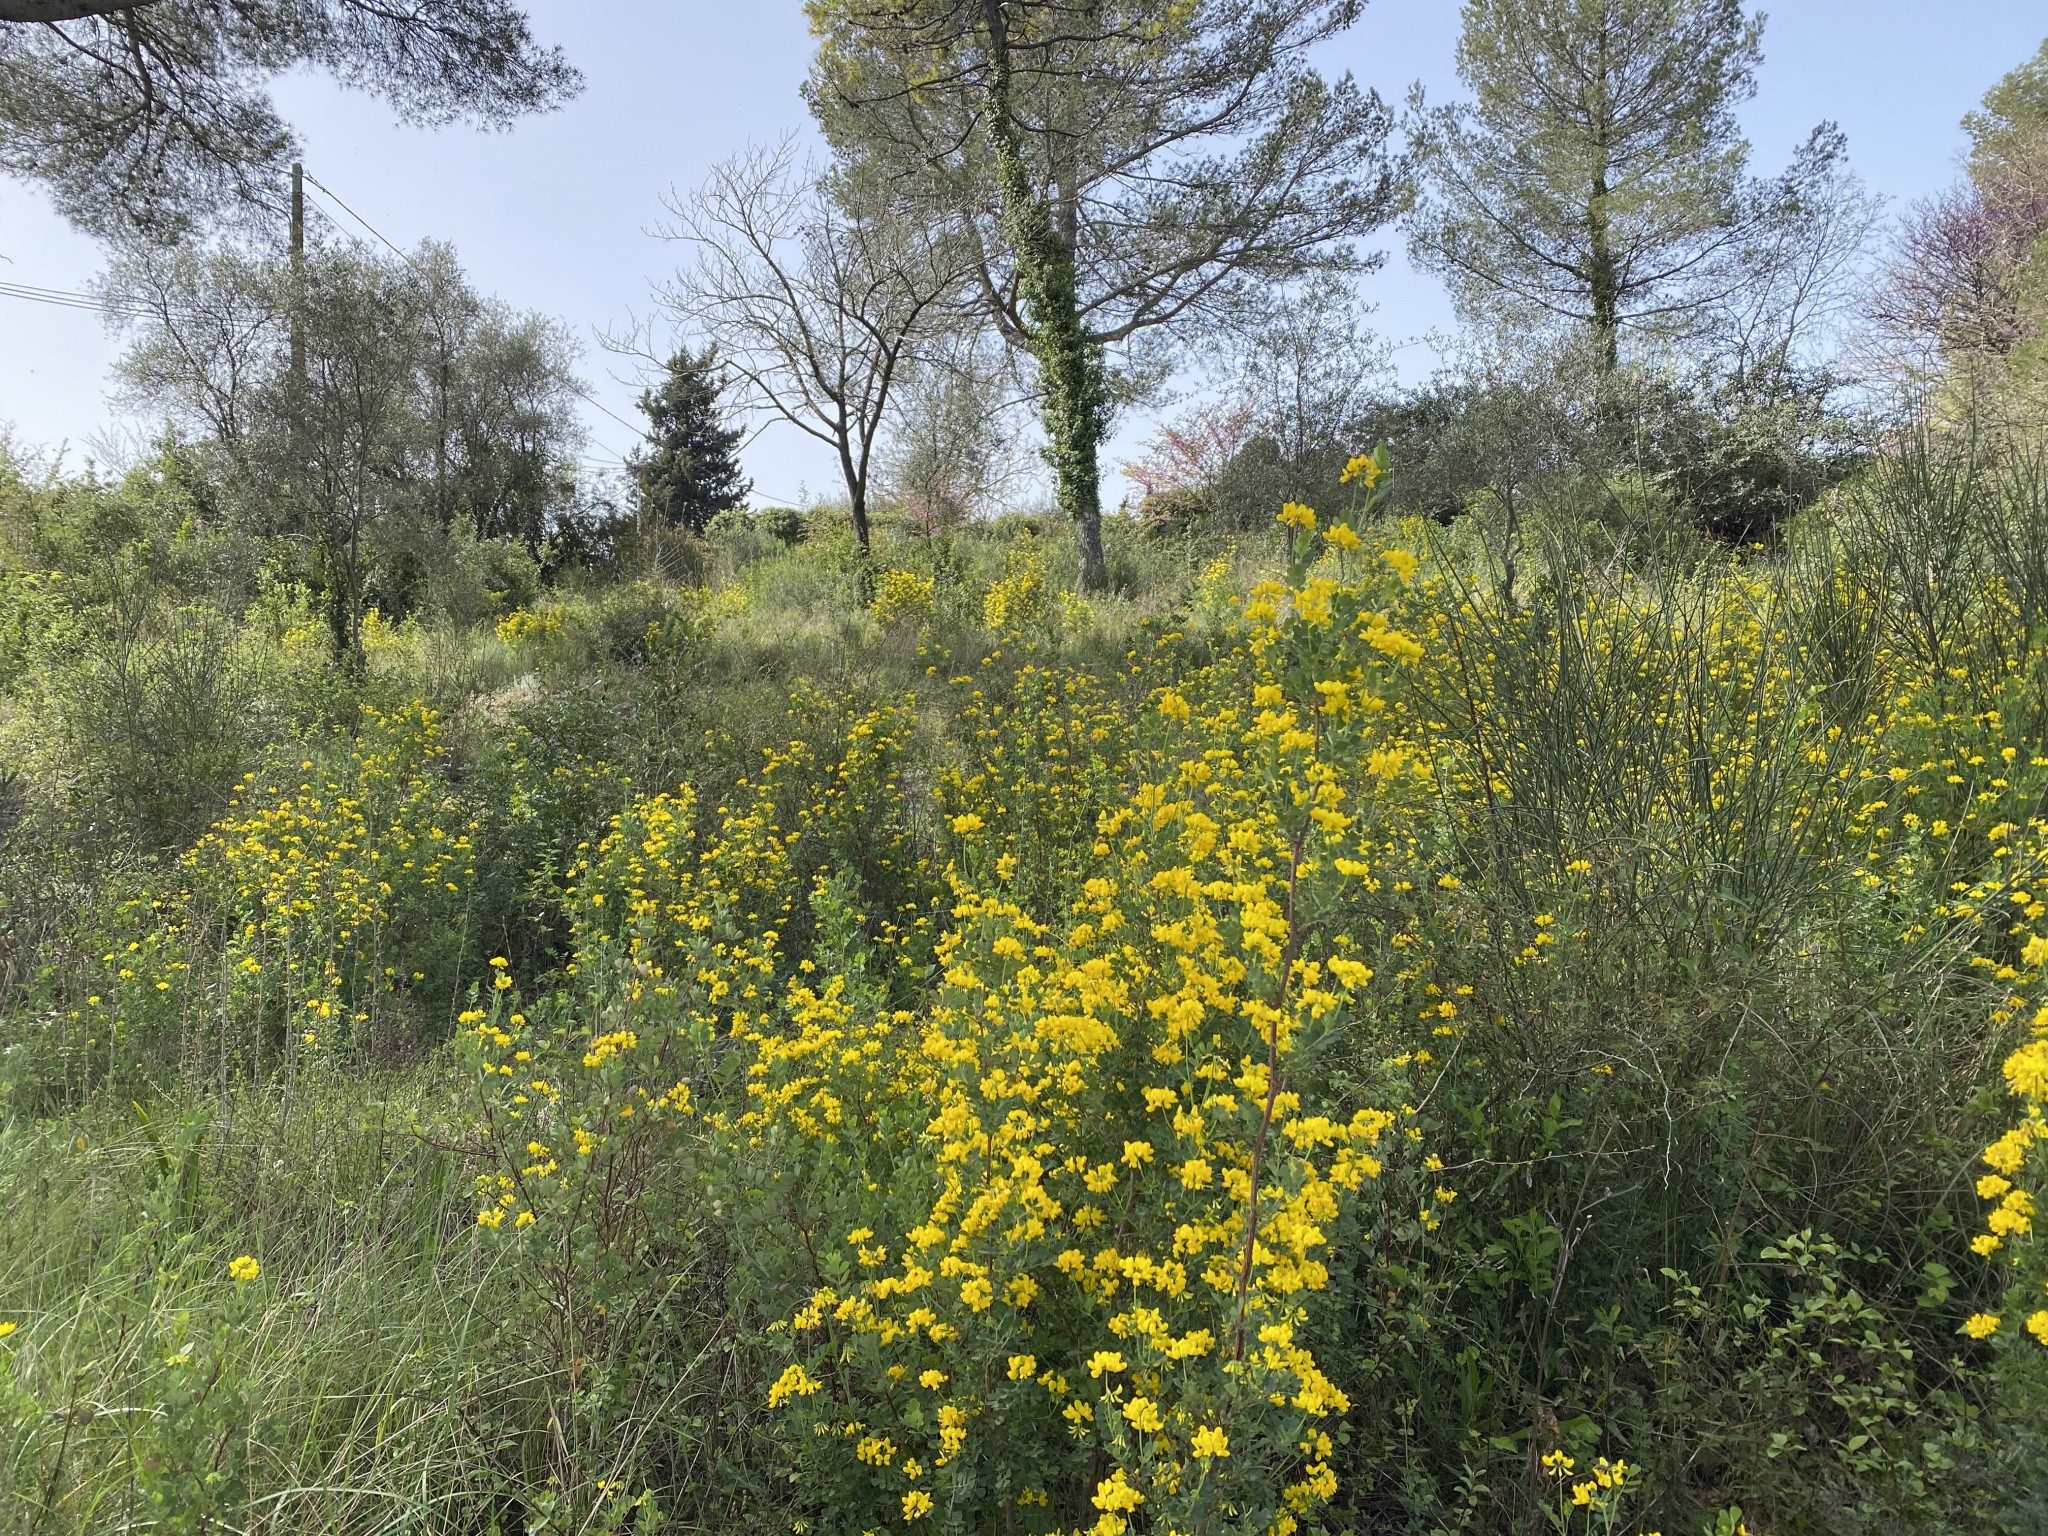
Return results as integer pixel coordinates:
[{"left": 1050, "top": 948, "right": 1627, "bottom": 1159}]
[{"left": 4, "top": 438, "right": 2048, "bottom": 1534}]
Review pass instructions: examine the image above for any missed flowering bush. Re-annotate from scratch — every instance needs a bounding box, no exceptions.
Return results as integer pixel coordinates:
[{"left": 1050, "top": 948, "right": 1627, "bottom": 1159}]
[
  {"left": 62, "top": 704, "right": 476, "bottom": 1087},
  {"left": 28, "top": 435, "right": 2048, "bottom": 1532},
  {"left": 459, "top": 464, "right": 1470, "bottom": 1533},
  {"left": 871, "top": 568, "right": 938, "bottom": 628}
]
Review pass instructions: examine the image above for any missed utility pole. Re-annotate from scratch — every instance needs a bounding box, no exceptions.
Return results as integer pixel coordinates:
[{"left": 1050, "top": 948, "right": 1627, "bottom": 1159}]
[{"left": 289, "top": 161, "right": 305, "bottom": 382}]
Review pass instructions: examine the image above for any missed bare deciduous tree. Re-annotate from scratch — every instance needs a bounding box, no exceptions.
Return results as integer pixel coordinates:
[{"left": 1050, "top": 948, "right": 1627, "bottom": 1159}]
[{"left": 650, "top": 139, "right": 968, "bottom": 552}]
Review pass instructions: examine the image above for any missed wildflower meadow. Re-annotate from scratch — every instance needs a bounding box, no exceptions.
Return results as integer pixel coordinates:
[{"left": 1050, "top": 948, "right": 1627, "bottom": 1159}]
[
  {"left": 3, "top": 431, "right": 2048, "bottom": 1535},
  {"left": 4, "top": 11, "right": 2048, "bottom": 1531}
]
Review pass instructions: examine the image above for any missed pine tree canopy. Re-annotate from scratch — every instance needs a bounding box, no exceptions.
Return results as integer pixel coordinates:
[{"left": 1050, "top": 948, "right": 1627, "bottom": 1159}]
[{"left": 630, "top": 348, "right": 752, "bottom": 535}]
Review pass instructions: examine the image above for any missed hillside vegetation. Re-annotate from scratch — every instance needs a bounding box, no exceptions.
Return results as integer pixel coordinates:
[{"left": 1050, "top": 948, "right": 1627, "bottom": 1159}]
[{"left": 4, "top": 439, "right": 2048, "bottom": 1535}]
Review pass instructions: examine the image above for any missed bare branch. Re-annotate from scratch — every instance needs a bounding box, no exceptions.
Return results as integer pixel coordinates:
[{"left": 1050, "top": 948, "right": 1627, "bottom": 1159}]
[{"left": 0, "top": 0, "right": 153, "bottom": 19}]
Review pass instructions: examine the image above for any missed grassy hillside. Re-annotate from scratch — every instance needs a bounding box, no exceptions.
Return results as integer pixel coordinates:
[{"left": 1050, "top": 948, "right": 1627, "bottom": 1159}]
[{"left": 3, "top": 443, "right": 2048, "bottom": 1535}]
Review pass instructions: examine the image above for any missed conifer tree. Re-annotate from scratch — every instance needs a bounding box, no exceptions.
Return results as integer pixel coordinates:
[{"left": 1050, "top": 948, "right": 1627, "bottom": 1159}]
[
  {"left": 630, "top": 348, "right": 751, "bottom": 535},
  {"left": 0, "top": 0, "right": 576, "bottom": 239},
  {"left": 1408, "top": 0, "right": 1766, "bottom": 370}
]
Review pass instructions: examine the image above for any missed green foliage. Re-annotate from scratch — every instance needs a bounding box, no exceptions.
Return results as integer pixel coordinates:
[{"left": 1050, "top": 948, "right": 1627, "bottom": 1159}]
[
  {"left": 1409, "top": 0, "right": 1764, "bottom": 362},
  {"left": 5, "top": 435, "right": 2048, "bottom": 1533},
  {"left": 629, "top": 347, "right": 752, "bottom": 535},
  {"left": 1966, "top": 36, "right": 2048, "bottom": 176},
  {"left": 0, "top": 0, "right": 577, "bottom": 240}
]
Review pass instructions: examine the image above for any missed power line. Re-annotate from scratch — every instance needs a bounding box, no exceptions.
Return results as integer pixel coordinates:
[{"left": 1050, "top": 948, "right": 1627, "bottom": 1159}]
[
  {"left": 300, "top": 170, "right": 411, "bottom": 263},
  {"left": 0, "top": 278, "right": 204, "bottom": 321},
  {"left": 575, "top": 387, "right": 645, "bottom": 439},
  {"left": 5, "top": 166, "right": 652, "bottom": 461},
  {"left": 298, "top": 168, "right": 647, "bottom": 447}
]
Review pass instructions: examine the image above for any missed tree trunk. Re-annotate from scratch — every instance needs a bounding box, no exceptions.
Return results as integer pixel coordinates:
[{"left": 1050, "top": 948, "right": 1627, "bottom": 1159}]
[
  {"left": 849, "top": 483, "right": 872, "bottom": 552},
  {"left": 1586, "top": 12, "right": 1620, "bottom": 375},
  {"left": 981, "top": 0, "right": 1110, "bottom": 592},
  {"left": 1587, "top": 177, "right": 1620, "bottom": 374},
  {"left": 1587, "top": 168, "right": 1624, "bottom": 450},
  {"left": 1585, "top": 18, "right": 1623, "bottom": 457},
  {"left": 840, "top": 426, "right": 873, "bottom": 553}
]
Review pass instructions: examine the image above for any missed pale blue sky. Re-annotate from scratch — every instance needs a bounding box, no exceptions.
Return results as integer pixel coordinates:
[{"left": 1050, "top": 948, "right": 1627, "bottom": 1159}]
[{"left": 1, "top": 1, "right": 2042, "bottom": 504}]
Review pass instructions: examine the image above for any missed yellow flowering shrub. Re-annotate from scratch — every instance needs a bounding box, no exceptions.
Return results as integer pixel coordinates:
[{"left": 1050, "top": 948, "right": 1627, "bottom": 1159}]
[
  {"left": 73, "top": 704, "right": 476, "bottom": 1083},
  {"left": 448, "top": 446, "right": 2048, "bottom": 1531},
  {"left": 463, "top": 471, "right": 1457, "bottom": 1531},
  {"left": 984, "top": 543, "right": 1055, "bottom": 640},
  {"left": 871, "top": 568, "right": 937, "bottom": 628},
  {"left": 495, "top": 605, "right": 566, "bottom": 648}
]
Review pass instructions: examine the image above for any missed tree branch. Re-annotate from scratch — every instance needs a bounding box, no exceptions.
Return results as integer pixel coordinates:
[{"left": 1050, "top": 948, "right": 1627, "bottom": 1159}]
[{"left": 0, "top": 0, "right": 154, "bottom": 20}]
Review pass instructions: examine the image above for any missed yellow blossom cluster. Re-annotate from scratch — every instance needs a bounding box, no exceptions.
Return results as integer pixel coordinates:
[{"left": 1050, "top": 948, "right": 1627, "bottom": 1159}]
[
  {"left": 870, "top": 568, "right": 937, "bottom": 628},
  {"left": 716, "top": 500, "right": 1436, "bottom": 1535},
  {"left": 75, "top": 704, "right": 475, "bottom": 1080}
]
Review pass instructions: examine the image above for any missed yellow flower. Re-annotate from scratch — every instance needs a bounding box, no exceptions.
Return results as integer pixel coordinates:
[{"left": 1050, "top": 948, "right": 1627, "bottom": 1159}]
[
  {"left": 227, "top": 1255, "right": 260, "bottom": 1283},
  {"left": 1277, "top": 501, "right": 1318, "bottom": 531},
  {"left": 901, "top": 1490, "right": 934, "bottom": 1521},
  {"left": 2028, "top": 1310, "right": 2048, "bottom": 1347},
  {"left": 950, "top": 813, "right": 985, "bottom": 835},
  {"left": 767, "top": 1363, "right": 822, "bottom": 1407},
  {"left": 1339, "top": 453, "right": 1382, "bottom": 487},
  {"left": 1007, "top": 1354, "right": 1037, "bottom": 1381},
  {"left": 1963, "top": 1312, "right": 2002, "bottom": 1339},
  {"left": 1124, "top": 1395, "right": 1164, "bottom": 1432},
  {"left": 0, "top": 1321, "right": 16, "bottom": 1339},
  {"left": 1190, "top": 1424, "right": 1230, "bottom": 1459},
  {"left": 1322, "top": 522, "right": 1362, "bottom": 551},
  {"left": 2006, "top": 1040, "right": 2048, "bottom": 1099},
  {"left": 1327, "top": 957, "right": 1373, "bottom": 990},
  {"left": 919, "top": 1368, "right": 948, "bottom": 1389},
  {"left": 1381, "top": 547, "right": 1419, "bottom": 584},
  {"left": 1092, "top": 1469, "right": 1144, "bottom": 1514},
  {"left": 1086, "top": 1350, "right": 1127, "bottom": 1377}
]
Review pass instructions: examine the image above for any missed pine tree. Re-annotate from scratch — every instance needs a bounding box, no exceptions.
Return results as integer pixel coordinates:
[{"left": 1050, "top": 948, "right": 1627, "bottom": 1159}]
[
  {"left": 1407, "top": 0, "right": 1767, "bottom": 371},
  {"left": 630, "top": 348, "right": 751, "bottom": 534}
]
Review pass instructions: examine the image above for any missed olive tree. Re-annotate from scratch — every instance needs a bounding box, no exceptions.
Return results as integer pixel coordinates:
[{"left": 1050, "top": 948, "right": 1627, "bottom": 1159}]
[{"left": 109, "top": 236, "right": 584, "bottom": 663}]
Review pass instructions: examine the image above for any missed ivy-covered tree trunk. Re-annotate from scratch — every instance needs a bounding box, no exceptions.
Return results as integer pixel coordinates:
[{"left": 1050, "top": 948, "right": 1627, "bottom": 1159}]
[
  {"left": 1587, "top": 168, "right": 1621, "bottom": 373},
  {"left": 981, "top": 0, "right": 1110, "bottom": 592}
]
